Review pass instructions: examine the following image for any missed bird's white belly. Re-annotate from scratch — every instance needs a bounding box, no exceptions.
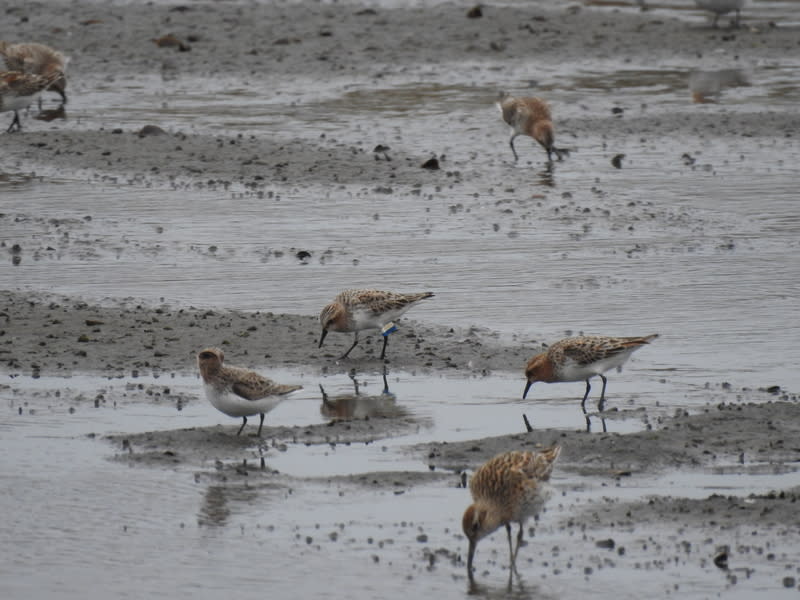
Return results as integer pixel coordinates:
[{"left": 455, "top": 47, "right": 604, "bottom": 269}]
[
  {"left": 203, "top": 384, "right": 282, "bottom": 417},
  {"left": 3, "top": 92, "right": 39, "bottom": 112},
  {"left": 559, "top": 353, "right": 631, "bottom": 381},
  {"left": 350, "top": 306, "right": 409, "bottom": 331}
]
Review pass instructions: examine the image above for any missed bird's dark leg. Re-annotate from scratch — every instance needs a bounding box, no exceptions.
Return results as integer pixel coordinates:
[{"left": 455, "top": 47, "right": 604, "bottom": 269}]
[
  {"left": 379, "top": 334, "right": 389, "bottom": 360},
  {"left": 509, "top": 133, "right": 520, "bottom": 161},
  {"left": 512, "top": 523, "right": 524, "bottom": 566},
  {"left": 340, "top": 332, "right": 359, "bottom": 359},
  {"left": 505, "top": 523, "right": 514, "bottom": 567},
  {"left": 7, "top": 111, "right": 21, "bottom": 133},
  {"left": 257, "top": 413, "right": 265, "bottom": 436},
  {"left": 598, "top": 374, "right": 608, "bottom": 412},
  {"left": 580, "top": 379, "right": 592, "bottom": 413},
  {"left": 237, "top": 416, "right": 247, "bottom": 436},
  {"left": 381, "top": 365, "right": 390, "bottom": 394},
  {"left": 546, "top": 147, "right": 553, "bottom": 162}
]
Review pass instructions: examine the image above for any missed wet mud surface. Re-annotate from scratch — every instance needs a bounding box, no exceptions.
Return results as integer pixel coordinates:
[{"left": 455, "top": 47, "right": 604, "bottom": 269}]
[{"left": 3, "top": 0, "right": 800, "bottom": 598}]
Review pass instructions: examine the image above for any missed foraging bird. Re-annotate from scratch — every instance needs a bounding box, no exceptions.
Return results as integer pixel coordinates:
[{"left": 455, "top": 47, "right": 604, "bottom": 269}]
[
  {"left": 694, "top": 0, "right": 746, "bottom": 28},
  {"left": 523, "top": 334, "right": 658, "bottom": 412},
  {"left": 0, "top": 70, "right": 64, "bottom": 132},
  {"left": 497, "top": 93, "right": 567, "bottom": 163},
  {"left": 462, "top": 446, "right": 561, "bottom": 579},
  {"left": 197, "top": 347, "right": 302, "bottom": 436},
  {"left": 318, "top": 289, "right": 434, "bottom": 360},
  {"left": 0, "top": 42, "right": 68, "bottom": 105}
]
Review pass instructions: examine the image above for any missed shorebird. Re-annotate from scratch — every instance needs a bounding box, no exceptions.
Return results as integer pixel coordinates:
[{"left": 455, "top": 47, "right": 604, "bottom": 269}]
[
  {"left": 523, "top": 334, "right": 658, "bottom": 412},
  {"left": 318, "top": 289, "right": 434, "bottom": 360},
  {"left": 497, "top": 93, "right": 567, "bottom": 163},
  {"left": 694, "top": 0, "right": 745, "bottom": 28},
  {"left": 462, "top": 446, "right": 561, "bottom": 580},
  {"left": 0, "top": 70, "right": 64, "bottom": 132},
  {"left": 0, "top": 42, "right": 68, "bottom": 105},
  {"left": 197, "top": 347, "right": 302, "bottom": 436}
]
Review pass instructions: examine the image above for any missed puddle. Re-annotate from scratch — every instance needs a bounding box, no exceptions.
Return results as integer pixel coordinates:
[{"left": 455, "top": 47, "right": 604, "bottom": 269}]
[{"left": 3, "top": 367, "right": 799, "bottom": 599}]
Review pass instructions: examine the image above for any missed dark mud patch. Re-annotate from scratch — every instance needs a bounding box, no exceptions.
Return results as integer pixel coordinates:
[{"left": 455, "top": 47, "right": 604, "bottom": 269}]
[
  {"left": 420, "top": 401, "right": 800, "bottom": 476},
  {"left": 105, "top": 413, "right": 431, "bottom": 468},
  {"left": 578, "top": 487, "right": 800, "bottom": 532},
  {"left": 0, "top": 289, "right": 534, "bottom": 377}
]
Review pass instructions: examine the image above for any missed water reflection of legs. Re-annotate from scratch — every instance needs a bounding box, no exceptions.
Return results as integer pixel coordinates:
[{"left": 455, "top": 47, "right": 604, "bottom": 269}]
[{"left": 538, "top": 163, "right": 555, "bottom": 187}]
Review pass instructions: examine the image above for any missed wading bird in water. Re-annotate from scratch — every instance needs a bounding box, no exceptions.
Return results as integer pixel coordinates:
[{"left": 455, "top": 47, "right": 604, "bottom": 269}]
[
  {"left": 0, "top": 70, "right": 63, "bottom": 132},
  {"left": 197, "top": 347, "right": 302, "bottom": 436},
  {"left": 0, "top": 42, "right": 68, "bottom": 105},
  {"left": 497, "top": 93, "right": 568, "bottom": 163},
  {"left": 523, "top": 334, "right": 659, "bottom": 413},
  {"left": 462, "top": 446, "right": 561, "bottom": 580},
  {"left": 318, "top": 289, "right": 434, "bottom": 360}
]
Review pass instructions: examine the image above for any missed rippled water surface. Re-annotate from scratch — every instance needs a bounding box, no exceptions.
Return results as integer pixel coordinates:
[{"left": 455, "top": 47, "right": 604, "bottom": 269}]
[{"left": 3, "top": 0, "right": 800, "bottom": 598}]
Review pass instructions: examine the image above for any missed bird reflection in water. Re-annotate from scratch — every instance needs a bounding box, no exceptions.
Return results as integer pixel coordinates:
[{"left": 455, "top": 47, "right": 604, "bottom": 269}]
[
  {"left": 319, "top": 367, "right": 407, "bottom": 421},
  {"left": 689, "top": 68, "right": 750, "bottom": 104}
]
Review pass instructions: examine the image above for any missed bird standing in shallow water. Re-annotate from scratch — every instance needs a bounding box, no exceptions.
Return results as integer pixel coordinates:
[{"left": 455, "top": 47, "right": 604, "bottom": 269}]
[
  {"left": 462, "top": 446, "right": 561, "bottom": 580},
  {"left": 0, "top": 42, "right": 69, "bottom": 105},
  {"left": 0, "top": 70, "right": 63, "bottom": 132},
  {"left": 497, "top": 93, "right": 567, "bottom": 163},
  {"left": 197, "top": 348, "right": 302, "bottom": 436},
  {"left": 523, "top": 334, "right": 659, "bottom": 412},
  {"left": 318, "top": 289, "right": 434, "bottom": 360}
]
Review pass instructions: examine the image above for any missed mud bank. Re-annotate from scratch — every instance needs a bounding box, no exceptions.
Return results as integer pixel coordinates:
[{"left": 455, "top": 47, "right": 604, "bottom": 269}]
[{"left": 0, "top": 289, "right": 531, "bottom": 376}]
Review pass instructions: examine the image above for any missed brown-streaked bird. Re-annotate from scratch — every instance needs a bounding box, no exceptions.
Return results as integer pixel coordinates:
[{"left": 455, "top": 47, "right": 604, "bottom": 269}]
[
  {"left": 497, "top": 93, "right": 567, "bottom": 163},
  {"left": 197, "top": 347, "right": 302, "bottom": 436},
  {"left": 318, "top": 289, "right": 434, "bottom": 360},
  {"left": 1, "top": 70, "right": 64, "bottom": 132},
  {"left": 0, "top": 42, "right": 68, "bottom": 105},
  {"left": 462, "top": 446, "right": 561, "bottom": 580},
  {"left": 523, "top": 334, "right": 659, "bottom": 411}
]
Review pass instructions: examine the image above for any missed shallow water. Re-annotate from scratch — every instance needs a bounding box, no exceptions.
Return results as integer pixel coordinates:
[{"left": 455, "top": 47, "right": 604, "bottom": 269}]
[
  {"left": 3, "top": 368, "right": 799, "bottom": 599},
  {"left": 3, "top": 1, "right": 800, "bottom": 597}
]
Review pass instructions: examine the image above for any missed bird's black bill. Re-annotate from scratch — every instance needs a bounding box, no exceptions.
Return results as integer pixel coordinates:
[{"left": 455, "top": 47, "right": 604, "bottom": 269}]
[
  {"left": 522, "top": 380, "right": 533, "bottom": 399},
  {"left": 318, "top": 329, "right": 328, "bottom": 348}
]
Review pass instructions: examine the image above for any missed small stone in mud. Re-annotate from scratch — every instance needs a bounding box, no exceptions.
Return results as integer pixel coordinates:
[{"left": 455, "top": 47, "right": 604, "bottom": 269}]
[
  {"left": 152, "top": 34, "right": 191, "bottom": 51},
  {"left": 713, "top": 551, "right": 729, "bottom": 570},
  {"left": 10, "top": 244, "right": 21, "bottom": 254},
  {"left": 611, "top": 154, "right": 625, "bottom": 169},
  {"left": 373, "top": 144, "right": 391, "bottom": 161},
  {"left": 467, "top": 5, "right": 482, "bottom": 18},
  {"left": 421, "top": 157, "right": 440, "bottom": 170},
  {"left": 596, "top": 538, "right": 615, "bottom": 549},
  {"left": 139, "top": 125, "right": 167, "bottom": 138},
  {"left": 766, "top": 385, "right": 781, "bottom": 394},
  {"left": 782, "top": 576, "right": 795, "bottom": 588},
  {"left": 416, "top": 534, "right": 428, "bottom": 543},
  {"left": 11, "top": 256, "right": 21, "bottom": 266},
  {"left": 611, "top": 107, "right": 624, "bottom": 116}
]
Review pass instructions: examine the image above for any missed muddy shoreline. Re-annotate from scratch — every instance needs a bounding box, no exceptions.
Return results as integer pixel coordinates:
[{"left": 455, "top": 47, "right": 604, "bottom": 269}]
[{"left": 3, "top": 0, "right": 800, "bottom": 596}]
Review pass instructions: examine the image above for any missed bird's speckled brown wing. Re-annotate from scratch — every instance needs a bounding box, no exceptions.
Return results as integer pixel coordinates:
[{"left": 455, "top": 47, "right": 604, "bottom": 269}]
[
  {"left": 0, "top": 71, "right": 53, "bottom": 97},
  {"left": 337, "top": 289, "right": 434, "bottom": 316},
  {"left": 470, "top": 447, "right": 560, "bottom": 502},
  {"left": 553, "top": 335, "right": 655, "bottom": 367},
  {"left": 223, "top": 365, "right": 302, "bottom": 401}
]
